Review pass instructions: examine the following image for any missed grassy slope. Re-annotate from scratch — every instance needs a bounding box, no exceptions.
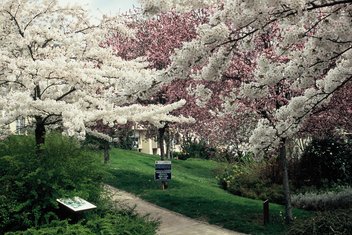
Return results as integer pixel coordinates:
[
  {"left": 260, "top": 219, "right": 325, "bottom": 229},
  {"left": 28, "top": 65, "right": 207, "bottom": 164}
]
[{"left": 105, "top": 148, "right": 312, "bottom": 235}]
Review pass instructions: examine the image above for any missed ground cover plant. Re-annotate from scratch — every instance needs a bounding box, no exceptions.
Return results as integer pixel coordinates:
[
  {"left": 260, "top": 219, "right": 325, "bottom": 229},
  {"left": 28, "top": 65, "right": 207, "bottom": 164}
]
[
  {"left": 106, "top": 148, "right": 312, "bottom": 235},
  {"left": 287, "top": 208, "right": 352, "bottom": 235},
  {"left": 5, "top": 210, "right": 158, "bottom": 235},
  {"left": 0, "top": 134, "right": 157, "bottom": 235}
]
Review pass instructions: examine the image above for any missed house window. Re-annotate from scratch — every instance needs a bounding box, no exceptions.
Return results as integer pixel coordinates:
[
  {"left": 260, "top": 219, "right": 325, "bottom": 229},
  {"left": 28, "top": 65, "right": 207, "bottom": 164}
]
[{"left": 16, "top": 117, "right": 25, "bottom": 135}]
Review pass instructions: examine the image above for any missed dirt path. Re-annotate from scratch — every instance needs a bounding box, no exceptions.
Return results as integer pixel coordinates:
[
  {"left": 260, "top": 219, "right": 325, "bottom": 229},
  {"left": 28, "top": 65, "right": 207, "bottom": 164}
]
[{"left": 106, "top": 185, "right": 246, "bottom": 235}]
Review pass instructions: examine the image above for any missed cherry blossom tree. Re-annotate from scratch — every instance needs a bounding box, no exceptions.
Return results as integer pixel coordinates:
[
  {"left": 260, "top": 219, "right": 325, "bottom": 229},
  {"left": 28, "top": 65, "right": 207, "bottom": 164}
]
[
  {"left": 0, "top": 0, "right": 191, "bottom": 148},
  {"left": 108, "top": 9, "right": 207, "bottom": 159},
  {"left": 140, "top": 0, "right": 352, "bottom": 223},
  {"left": 109, "top": 8, "right": 252, "bottom": 159}
]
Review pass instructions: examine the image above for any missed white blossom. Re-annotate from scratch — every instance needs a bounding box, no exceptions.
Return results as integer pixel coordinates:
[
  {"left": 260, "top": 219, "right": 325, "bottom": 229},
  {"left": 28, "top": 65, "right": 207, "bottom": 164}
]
[
  {"left": 155, "top": 0, "right": 352, "bottom": 153},
  {"left": 187, "top": 84, "right": 213, "bottom": 108},
  {"left": 249, "top": 119, "right": 279, "bottom": 155},
  {"left": 0, "top": 0, "right": 191, "bottom": 141}
]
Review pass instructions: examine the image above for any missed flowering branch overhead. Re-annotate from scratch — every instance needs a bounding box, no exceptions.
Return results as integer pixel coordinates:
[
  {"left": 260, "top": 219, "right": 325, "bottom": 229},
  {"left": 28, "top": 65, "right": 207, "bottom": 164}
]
[{"left": 0, "top": 0, "right": 190, "bottom": 142}]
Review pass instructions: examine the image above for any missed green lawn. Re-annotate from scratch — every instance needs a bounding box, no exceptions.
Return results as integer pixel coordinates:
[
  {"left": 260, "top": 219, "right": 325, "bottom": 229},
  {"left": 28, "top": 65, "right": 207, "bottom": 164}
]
[{"left": 105, "top": 148, "right": 312, "bottom": 235}]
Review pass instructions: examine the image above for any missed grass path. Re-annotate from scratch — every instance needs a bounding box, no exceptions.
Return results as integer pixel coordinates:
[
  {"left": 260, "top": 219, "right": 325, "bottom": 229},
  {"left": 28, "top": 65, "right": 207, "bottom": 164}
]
[{"left": 105, "top": 149, "right": 312, "bottom": 235}]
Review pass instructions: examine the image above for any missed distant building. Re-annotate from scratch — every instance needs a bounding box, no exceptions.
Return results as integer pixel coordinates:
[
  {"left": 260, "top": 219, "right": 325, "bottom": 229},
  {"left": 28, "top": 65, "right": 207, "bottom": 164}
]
[
  {"left": 132, "top": 125, "right": 161, "bottom": 155},
  {"left": 132, "top": 125, "right": 181, "bottom": 156},
  {"left": 7, "top": 116, "right": 28, "bottom": 135}
]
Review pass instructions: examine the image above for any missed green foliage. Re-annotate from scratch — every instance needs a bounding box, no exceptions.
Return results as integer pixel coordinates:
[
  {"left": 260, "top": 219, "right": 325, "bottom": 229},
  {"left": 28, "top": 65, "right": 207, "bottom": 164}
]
[
  {"left": 295, "top": 137, "right": 352, "bottom": 188},
  {"left": 113, "top": 127, "right": 136, "bottom": 150},
  {"left": 6, "top": 210, "right": 158, "bottom": 235},
  {"left": 287, "top": 208, "right": 352, "bottom": 235},
  {"left": 216, "top": 162, "right": 285, "bottom": 204},
  {"left": 180, "top": 137, "right": 216, "bottom": 160},
  {"left": 5, "top": 220, "right": 94, "bottom": 235},
  {"left": 172, "top": 151, "right": 189, "bottom": 160},
  {"left": 292, "top": 186, "right": 352, "bottom": 211},
  {"left": 85, "top": 210, "right": 157, "bottom": 235},
  {"left": 0, "top": 134, "right": 106, "bottom": 233},
  {"left": 82, "top": 134, "right": 106, "bottom": 150}
]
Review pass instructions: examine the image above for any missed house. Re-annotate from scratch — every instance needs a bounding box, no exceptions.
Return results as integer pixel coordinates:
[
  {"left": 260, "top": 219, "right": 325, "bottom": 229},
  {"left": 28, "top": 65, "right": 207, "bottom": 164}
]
[
  {"left": 131, "top": 125, "right": 161, "bottom": 155},
  {"left": 131, "top": 125, "right": 182, "bottom": 156}
]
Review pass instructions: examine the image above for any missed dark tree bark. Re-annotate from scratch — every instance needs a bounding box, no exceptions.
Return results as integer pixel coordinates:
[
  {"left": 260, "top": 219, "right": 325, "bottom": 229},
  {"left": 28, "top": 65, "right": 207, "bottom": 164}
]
[
  {"left": 158, "top": 125, "right": 166, "bottom": 160},
  {"left": 103, "top": 141, "right": 110, "bottom": 164},
  {"left": 164, "top": 123, "right": 171, "bottom": 159},
  {"left": 279, "top": 138, "right": 293, "bottom": 223},
  {"left": 34, "top": 116, "right": 46, "bottom": 156},
  {"left": 35, "top": 116, "right": 46, "bottom": 146}
]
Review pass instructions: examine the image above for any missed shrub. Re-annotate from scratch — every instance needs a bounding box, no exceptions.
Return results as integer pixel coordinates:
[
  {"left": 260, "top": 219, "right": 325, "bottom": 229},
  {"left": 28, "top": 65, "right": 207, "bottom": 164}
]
[
  {"left": 295, "top": 137, "right": 352, "bottom": 188},
  {"left": 180, "top": 137, "right": 216, "bottom": 160},
  {"left": 287, "top": 208, "right": 352, "bottom": 235},
  {"left": 172, "top": 151, "right": 189, "bottom": 160},
  {"left": 291, "top": 186, "right": 352, "bottom": 211},
  {"left": 5, "top": 220, "right": 94, "bottom": 235},
  {"left": 216, "top": 162, "right": 285, "bottom": 204},
  {"left": 6, "top": 209, "right": 158, "bottom": 235},
  {"left": 0, "top": 134, "right": 106, "bottom": 233}
]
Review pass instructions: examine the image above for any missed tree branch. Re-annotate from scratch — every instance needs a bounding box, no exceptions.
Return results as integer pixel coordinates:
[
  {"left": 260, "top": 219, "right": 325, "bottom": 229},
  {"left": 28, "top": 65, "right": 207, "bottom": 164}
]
[{"left": 56, "top": 87, "right": 76, "bottom": 101}]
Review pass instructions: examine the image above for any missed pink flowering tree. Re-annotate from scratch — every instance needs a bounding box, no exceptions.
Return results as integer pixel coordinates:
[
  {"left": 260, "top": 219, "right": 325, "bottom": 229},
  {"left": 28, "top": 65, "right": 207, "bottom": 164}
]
[
  {"left": 140, "top": 0, "right": 352, "bottom": 223},
  {"left": 109, "top": 9, "right": 255, "bottom": 160},
  {"left": 107, "top": 9, "right": 208, "bottom": 159},
  {"left": 300, "top": 81, "right": 352, "bottom": 137}
]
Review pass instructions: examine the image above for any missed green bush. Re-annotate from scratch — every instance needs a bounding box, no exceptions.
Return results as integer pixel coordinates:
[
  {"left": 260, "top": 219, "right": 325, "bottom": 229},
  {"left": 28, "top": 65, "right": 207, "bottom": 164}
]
[
  {"left": 181, "top": 137, "right": 216, "bottom": 160},
  {"left": 292, "top": 186, "right": 352, "bottom": 211},
  {"left": 6, "top": 209, "right": 158, "bottom": 235},
  {"left": 172, "top": 151, "right": 189, "bottom": 160},
  {"left": 0, "top": 134, "right": 106, "bottom": 233},
  {"left": 288, "top": 208, "right": 352, "bottom": 235},
  {"left": 295, "top": 137, "right": 352, "bottom": 188},
  {"left": 216, "top": 162, "right": 284, "bottom": 204},
  {"left": 5, "top": 220, "right": 94, "bottom": 235}
]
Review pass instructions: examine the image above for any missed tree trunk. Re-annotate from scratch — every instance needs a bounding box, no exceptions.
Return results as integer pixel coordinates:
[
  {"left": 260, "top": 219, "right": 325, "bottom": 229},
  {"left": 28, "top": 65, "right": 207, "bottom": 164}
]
[
  {"left": 158, "top": 126, "right": 166, "bottom": 160},
  {"left": 165, "top": 124, "right": 171, "bottom": 159},
  {"left": 34, "top": 116, "right": 46, "bottom": 156},
  {"left": 279, "top": 138, "right": 293, "bottom": 224},
  {"left": 103, "top": 141, "right": 110, "bottom": 164}
]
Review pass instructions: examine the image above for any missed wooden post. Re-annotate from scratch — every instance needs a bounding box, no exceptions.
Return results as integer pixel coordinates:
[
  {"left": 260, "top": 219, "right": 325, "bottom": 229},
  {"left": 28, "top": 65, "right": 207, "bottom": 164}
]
[
  {"left": 161, "top": 181, "right": 168, "bottom": 190},
  {"left": 263, "top": 199, "right": 269, "bottom": 225}
]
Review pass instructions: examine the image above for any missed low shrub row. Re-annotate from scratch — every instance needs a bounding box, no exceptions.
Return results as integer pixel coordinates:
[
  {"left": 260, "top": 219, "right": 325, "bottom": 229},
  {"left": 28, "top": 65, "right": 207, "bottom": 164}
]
[
  {"left": 292, "top": 186, "right": 352, "bottom": 211},
  {"left": 216, "top": 137, "right": 352, "bottom": 208}
]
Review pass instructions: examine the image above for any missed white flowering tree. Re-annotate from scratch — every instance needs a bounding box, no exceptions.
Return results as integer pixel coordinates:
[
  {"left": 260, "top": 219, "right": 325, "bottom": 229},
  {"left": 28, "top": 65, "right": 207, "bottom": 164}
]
[
  {"left": 140, "top": 0, "right": 352, "bottom": 223},
  {"left": 0, "top": 0, "right": 191, "bottom": 147}
]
